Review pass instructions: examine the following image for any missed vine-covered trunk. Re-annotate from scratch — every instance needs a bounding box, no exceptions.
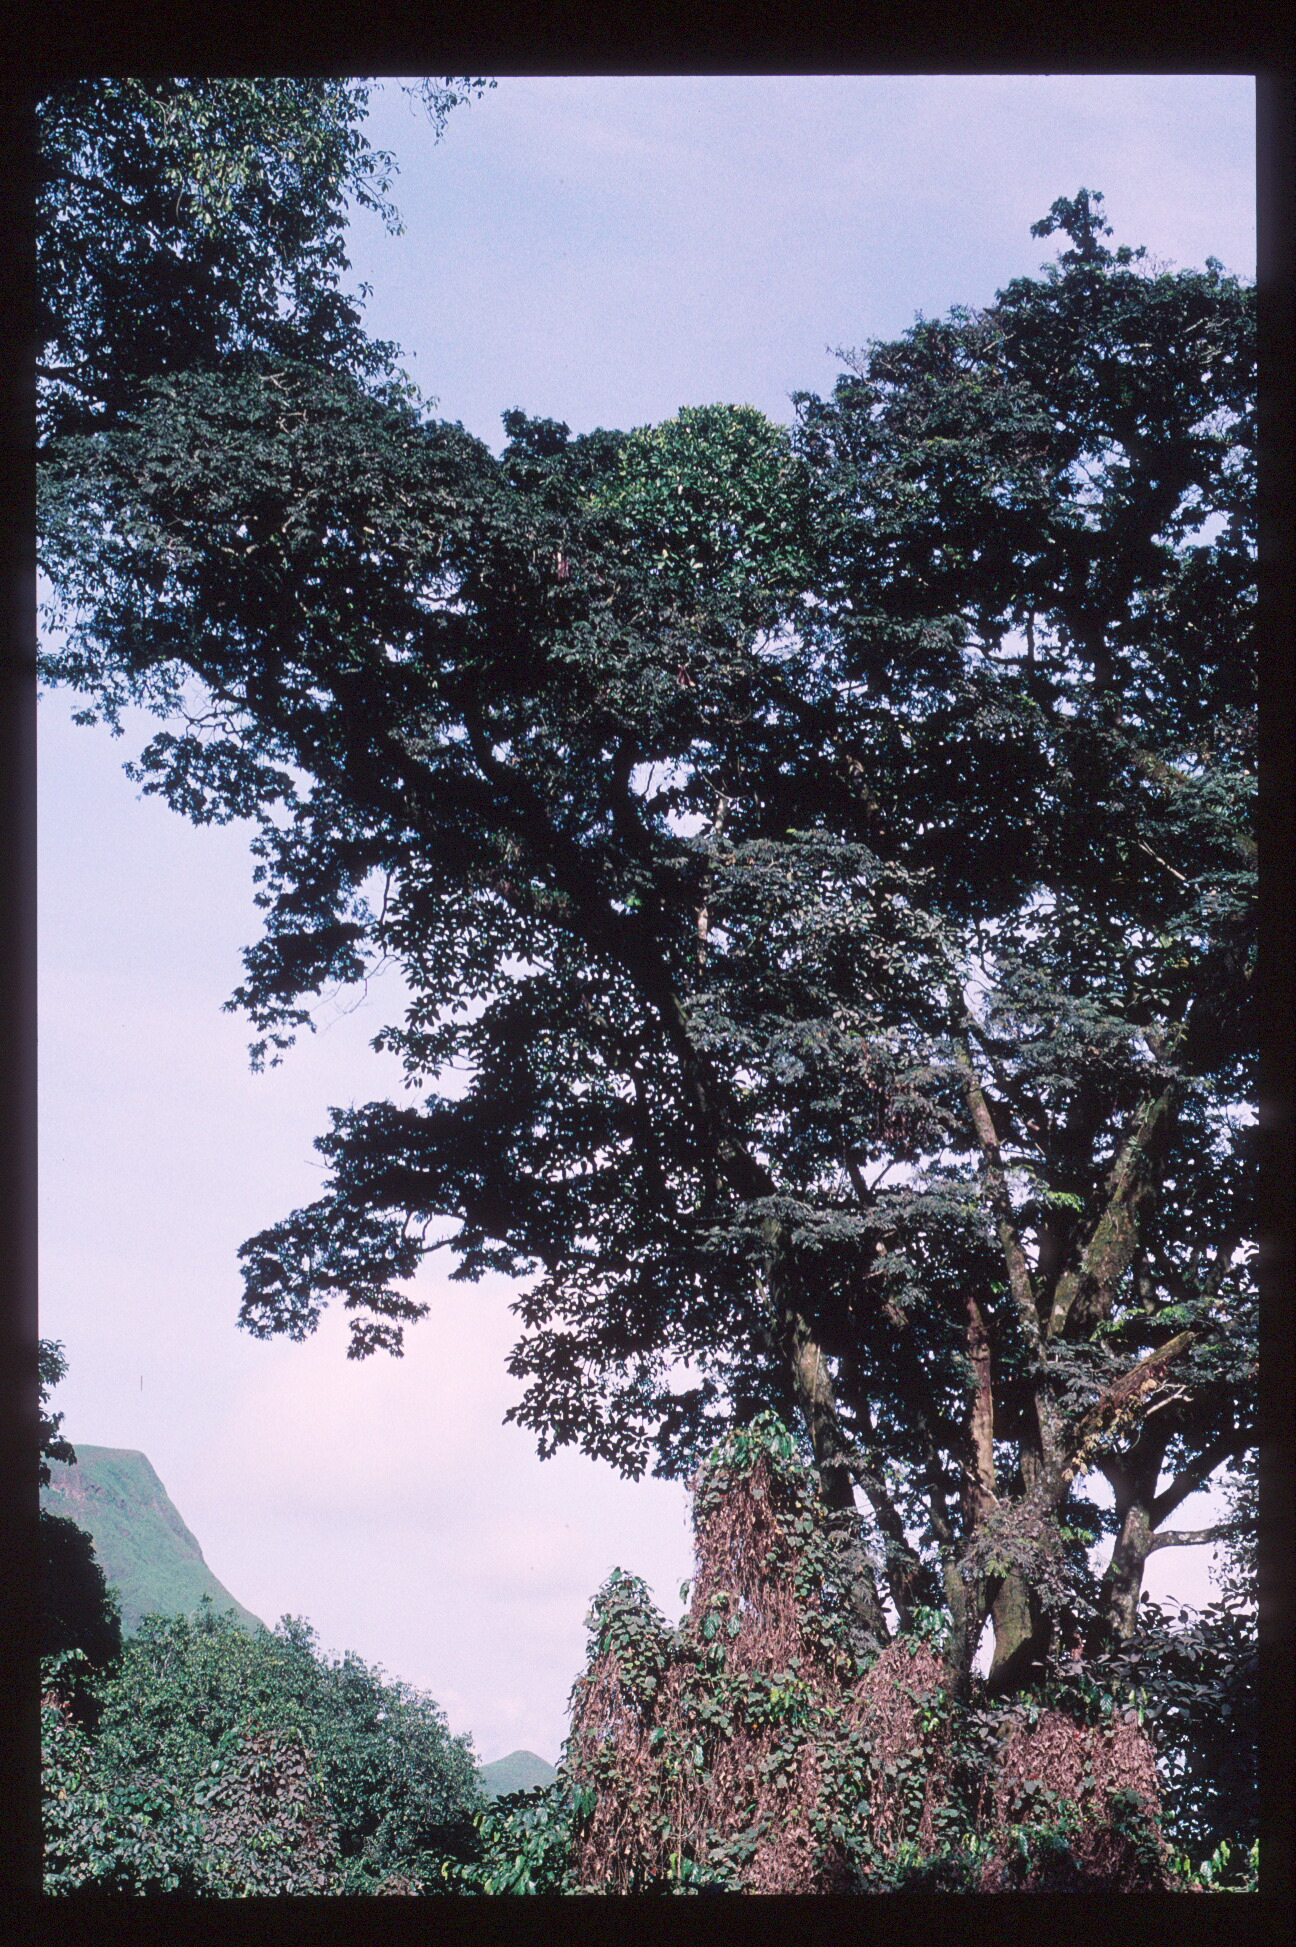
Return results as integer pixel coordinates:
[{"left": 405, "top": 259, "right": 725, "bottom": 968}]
[
  {"left": 986, "top": 1571, "right": 1053, "bottom": 1694},
  {"left": 765, "top": 1226, "right": 890, "bottom": 1651}
]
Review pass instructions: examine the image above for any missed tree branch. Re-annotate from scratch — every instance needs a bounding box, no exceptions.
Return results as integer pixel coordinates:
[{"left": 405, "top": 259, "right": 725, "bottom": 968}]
[
  {"left": 1150, "top": 1427, "right": 1247, "bottom": 1528},
  {"left": 1044, "top": 1330, "right": 1197, "bottom": 1505},
  {"left": 462, "top": 695, "right": 871, "bottom": 1548},
  {"left": 462, "top": 696, "right": 773, "bottom": 1203},
  {"left": 1046, "top": 1082, "right": 1178, "bottom": 1341},
  {"left": 1146, "top": 1524, "right": 1239, "bottom": 1553},
  {"left": 843, "top": 1422, "right": 930, "bottom": 1623},
  {"left": 37, "top": 364, "right": 104, "bottom": 397},
  {"left": 751, "top": 661, "right": 888, "bottom": 843},
  {"left": 1122, "top": 739, "right": 1257, "bottom": 868},
  {"left": 45, "top": 160, "right": 246, "bottom": 288},
  {"left": 963, "top": 1292, "right": 998, "bottom": 1525},
  {"left": 911, "top": 1408, "right": 979, "bottom": 1679},
  {"left": 951, "top": 1021, "right": 1041, "bottom": 1359}
]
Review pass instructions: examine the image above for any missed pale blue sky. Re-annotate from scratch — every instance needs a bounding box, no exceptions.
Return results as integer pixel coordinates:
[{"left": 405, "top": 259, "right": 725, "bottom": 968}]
[
  {"left": 350, "top": 74, "right": 1256, "bottom": 444},
  {"left": 39, "top": 75, "right": 1255, "bottom": 1764}
]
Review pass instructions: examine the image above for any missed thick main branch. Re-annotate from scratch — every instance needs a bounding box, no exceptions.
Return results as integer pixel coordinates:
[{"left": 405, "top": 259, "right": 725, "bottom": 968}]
[
  {"left": 1043, "top": 1329, "right": 1196, "bottom": 1507},
  {"left": 952, "top": 1028, "right": 1041, "bottom": 1356},
  {"left": 1046, "top": 1084, "right": 1177, "bottom": 1341}
]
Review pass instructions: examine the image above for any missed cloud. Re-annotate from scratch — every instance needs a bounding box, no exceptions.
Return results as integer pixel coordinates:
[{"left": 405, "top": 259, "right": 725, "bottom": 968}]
[{"left": 183, "top": 1284, "right": 692, "bottom": 1761}]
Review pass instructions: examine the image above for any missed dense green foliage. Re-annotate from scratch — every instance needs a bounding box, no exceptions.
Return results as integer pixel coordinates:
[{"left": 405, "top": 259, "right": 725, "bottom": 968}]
[
  {"left": 36, "top": 76, "right": 488, "bottom": 447},
  {"left": 43, "top": 1602, "right": 485, "bottom": 1895},
  {"left": 44, "top": 1676, "right": 210, "bottom": 1895},
  {"left": 460, "top": 1781, "right": 582, "bottom": 1894},
  {"left": 37, "top": 75, "right": 1256, "bottom": 1883},
  {"left": 38, "top": 1343, "right": 123, "bottom": 1723},
  {"left": 43, "top": 1669, "right": 338, "bottom": 1896}
]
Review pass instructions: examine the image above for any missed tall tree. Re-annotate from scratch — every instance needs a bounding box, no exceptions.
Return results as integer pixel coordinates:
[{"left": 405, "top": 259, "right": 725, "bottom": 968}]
[
  {"left": 36, "top": 76, "right": 489, "bottom": 444},
  {"left": 41, "top": 175, "right": 1255, "bottom": 1705}
]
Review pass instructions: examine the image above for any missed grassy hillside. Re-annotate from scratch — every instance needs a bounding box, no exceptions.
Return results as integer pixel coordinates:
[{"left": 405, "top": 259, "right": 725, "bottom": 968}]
[
  {"left": 479, "top": 1750, "right": 559, "bottom": 1798},
  {"left": 41, "top": 1447, "right": 262, "bottom": 1636},
  {"left": 46, "top": 1447, "right": 556, "bottom": 1789}
]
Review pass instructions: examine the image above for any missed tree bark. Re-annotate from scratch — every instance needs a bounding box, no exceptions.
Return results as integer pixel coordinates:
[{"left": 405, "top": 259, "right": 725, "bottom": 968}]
[
  {"left": 768, "top": 1230, "right": 889, "bottom": 1651},
  {"left": 1096, "top": 1422, "right": 1246, "bottom": 1647},
  {"left": 962, "top": 1292, "right": 997, "bottom": 1527},
  {"left": 1045, "top": 1085, "right": 1177, "bottom": 1341},
  {"left": 986, "top": 1570, "right": 1052, "bottom": 1693},
  {"left": 1104, "top": 1498, "right": 1154, "bottom": 1642}
]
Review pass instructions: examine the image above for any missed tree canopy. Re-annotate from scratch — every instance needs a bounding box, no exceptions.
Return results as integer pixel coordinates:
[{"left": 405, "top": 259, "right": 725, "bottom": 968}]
[
  {"left": 36, "top": 76, "right": 489, "bottom": 444},
  {"left": 42, "top": 1602, "right": 484, "bottom": 1894},
  {"left": 39, "top": 92, "right": 1254, "bottom": 1746}
]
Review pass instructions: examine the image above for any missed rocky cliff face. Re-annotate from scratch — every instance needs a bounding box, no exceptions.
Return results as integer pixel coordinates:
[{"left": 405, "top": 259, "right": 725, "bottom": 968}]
[{"left": 41, "top": 1447, "right": 262, "bottom": 1635}]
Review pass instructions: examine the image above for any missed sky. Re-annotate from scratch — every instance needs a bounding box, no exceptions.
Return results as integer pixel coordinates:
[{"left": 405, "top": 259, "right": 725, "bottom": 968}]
[{"left": 38, "top": 74, "right": 1256, "bottom": 1766}]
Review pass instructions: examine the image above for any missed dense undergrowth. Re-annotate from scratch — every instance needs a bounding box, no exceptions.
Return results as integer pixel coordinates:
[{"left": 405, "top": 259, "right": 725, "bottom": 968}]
[
  {"left": 453, "top": 1416, "right": 1256, "bottom": 1895},
  {"left": 43, "top": 1414, "right": 1256, "bottom": 1895},
  {"left": 42, "top": 1605, "right": 484, "bottom": 1895}
]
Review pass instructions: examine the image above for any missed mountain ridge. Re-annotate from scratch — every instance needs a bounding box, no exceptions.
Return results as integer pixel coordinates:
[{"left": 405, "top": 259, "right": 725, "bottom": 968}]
[
  {"left": 478, "top": 1749, "right": 559, "bottom": 1798},
  {"left": 41, "top": 1445, "right": 263, "bottom": 1636},
  {"left": 42, "top": 1443, "right": 559, "bottom": 1797}
]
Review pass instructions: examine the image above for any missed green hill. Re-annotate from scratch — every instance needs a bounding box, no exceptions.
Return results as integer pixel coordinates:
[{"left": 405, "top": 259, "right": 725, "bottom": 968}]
[
  {"left": 44, "top": 1448, "right": 554, "bottom": 1783},
  {"left": 40, "top": 1446, "right": 262, "bottom": 1636},
  {"left": 478, "top": 1750, "right": 559, "bottom": 1798}
]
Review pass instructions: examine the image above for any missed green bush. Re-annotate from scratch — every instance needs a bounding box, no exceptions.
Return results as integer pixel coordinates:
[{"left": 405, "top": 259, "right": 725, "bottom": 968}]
[
  {"left": 42, "top": 1670, "right": 208, "bottom": 1895},
  {"left": 43, "top": 1601, "right": 485, "bottom": 1894},
  {"left": 451, "top": 1782, "right": 579, "bottom": 1894}
]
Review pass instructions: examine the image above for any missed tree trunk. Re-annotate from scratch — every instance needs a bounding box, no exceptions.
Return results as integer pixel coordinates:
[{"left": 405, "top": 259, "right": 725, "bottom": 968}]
[
  {"left": 766, "top": 1226, "right": 890, "bottom": 1652},
  {"left": 980, "top": 1492, "right": 1068, "bottom": 1694},
  {"left": 783, "top": 1301, "right": 890, "bottom": 1651},
  {"left": 985, "top": 1569, "right": 1052, "bottom": 1693},
  {"left": 1089, "top": 1430, "right": 1168, "bottom": 1652},
  {"left": 1103, "top": 1500, "right": 1154, "bottom": 1642}
]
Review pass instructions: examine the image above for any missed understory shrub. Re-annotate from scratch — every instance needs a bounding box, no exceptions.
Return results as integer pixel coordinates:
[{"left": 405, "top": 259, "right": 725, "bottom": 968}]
[{"left": 557, "top": 1413, "right": 1175, "bottom": 1893}]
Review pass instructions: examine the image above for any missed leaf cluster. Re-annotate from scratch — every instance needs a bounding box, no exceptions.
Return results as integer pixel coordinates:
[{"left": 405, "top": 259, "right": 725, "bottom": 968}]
[
  {"left": 36, "top": 77, "right": 490, "bottom": 446},
  {"left": 552, "top": 1416, "right": 1178, "bottom": 1893},
  {"left": 42, "top": 1601, "right": 485, "bottom": 1895}
]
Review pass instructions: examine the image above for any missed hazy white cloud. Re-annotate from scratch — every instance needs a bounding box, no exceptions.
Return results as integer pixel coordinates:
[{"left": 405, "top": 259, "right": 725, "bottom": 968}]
[
  {"left": 185, "top": 1296, "right": 693, "bottom": 1760},
  {"left": 350, "top": 74, "right": 1253, "bottom": 449}
]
